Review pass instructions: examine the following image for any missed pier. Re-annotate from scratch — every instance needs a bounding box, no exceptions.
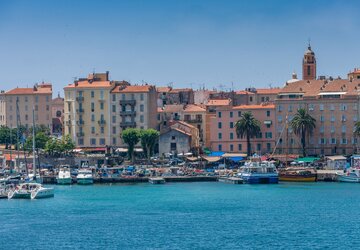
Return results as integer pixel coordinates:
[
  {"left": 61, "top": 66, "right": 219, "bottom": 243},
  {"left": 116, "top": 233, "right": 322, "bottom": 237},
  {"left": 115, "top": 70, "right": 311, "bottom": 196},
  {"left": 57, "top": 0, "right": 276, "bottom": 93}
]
[{"left": 218, "top": 177, "right": 243, "bottom": 184}]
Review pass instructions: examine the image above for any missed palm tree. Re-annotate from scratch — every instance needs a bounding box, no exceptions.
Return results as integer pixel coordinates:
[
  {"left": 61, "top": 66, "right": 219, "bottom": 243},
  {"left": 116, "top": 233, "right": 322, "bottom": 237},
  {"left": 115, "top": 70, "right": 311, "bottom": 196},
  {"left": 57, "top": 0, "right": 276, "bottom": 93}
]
[
  {"left": 353, "top": 121, "right": 360, "bottom": 153},
  {"left": 290, "top": 108, "right": 316, "bottom": 157},
  {"left": 235, "top": 111, "right": 261, "bottom": 157}
]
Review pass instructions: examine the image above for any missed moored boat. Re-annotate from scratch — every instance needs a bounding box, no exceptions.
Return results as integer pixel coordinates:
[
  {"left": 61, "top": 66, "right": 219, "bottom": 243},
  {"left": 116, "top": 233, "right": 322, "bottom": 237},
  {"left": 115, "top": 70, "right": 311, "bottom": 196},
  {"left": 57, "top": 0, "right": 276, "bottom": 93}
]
[
  {"left": 238, "top": 161, "right": 278, "bottom": 184},
  {"left": 76, "top": 169, "right": 94, "bottom": 185},
  {"left": 279, "top": 168, "right": 317, "bottom": 182},
  {"left": 57, "top": 166, "right": 72, "bottom": 185},
  {"left": 336, "top": 168, "right": 360, "bottom": 183},
  {"left": 8, "top": 183, "right": 54, "bottom": 199}
]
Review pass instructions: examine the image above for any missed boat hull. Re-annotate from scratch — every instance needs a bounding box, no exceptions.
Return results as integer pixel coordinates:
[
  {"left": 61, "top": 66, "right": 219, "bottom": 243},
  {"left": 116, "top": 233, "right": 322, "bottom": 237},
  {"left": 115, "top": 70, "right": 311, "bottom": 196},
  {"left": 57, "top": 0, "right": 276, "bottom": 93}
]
[
  {"left": 241, "top": 175, "right": 278, "bottom": 184},
  {"left": 279, "top": 175, "right": 316, "bottom": 182},
  {"left": 337, "top": 174, "right": 360, "bottom": 183},
  {"left": 77, "top": 178, "right": 93, "bottom": 185},
  {"left": 56, "top": 178, "right": 72, "bottom": 185},
  {"left": 9, "top": 191, "right": 31, "bottom": 199},
  {"left": 31, "top": 188, "right": 54, "bottom": 199}
]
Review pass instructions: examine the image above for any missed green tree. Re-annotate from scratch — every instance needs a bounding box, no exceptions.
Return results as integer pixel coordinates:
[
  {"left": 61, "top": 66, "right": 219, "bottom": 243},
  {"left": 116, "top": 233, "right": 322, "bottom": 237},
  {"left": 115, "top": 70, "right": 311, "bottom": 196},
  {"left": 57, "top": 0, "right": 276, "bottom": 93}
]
[
  {"left": 140, "top": 129, "right": 160, "bottom": 161},
  {"left": 61, "top": 134, "right": 75, "bottom": 155},
  {"left": 290, "top": 108, "right": 316, "bottom": 156},
  {"left": 25, "top": 132, "right": 50, "bottom": 152},
  {"left": 235, "top": 111, "right": 261, "bottom": 157},
  {"left": 30, "top": 125, "right": 51, "bottom": 136},
  {"left": 121, "top": 128, "right": 140, "bottom": 163},
  {"left": 354, "top": 121, "right": 360, "bottom": 153}
]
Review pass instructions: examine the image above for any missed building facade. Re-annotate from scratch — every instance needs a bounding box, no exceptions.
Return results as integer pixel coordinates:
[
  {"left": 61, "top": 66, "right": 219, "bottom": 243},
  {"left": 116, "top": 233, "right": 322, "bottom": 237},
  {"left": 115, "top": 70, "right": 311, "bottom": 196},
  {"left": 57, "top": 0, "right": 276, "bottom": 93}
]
[
  {"left": 52, "top": 95, "right": 64, "bottom": 136},
  {"left": 0, "top": 83, "right": 52, "bottom": 130}
]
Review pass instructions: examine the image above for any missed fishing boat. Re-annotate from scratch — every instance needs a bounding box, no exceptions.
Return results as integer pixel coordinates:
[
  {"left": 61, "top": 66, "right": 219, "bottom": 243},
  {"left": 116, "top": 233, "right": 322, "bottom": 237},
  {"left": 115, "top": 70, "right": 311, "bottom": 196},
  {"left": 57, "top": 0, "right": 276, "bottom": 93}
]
[
  {"left": 279, "top": 168, "right": 317, "bottom": 182},
  {"left": 57, "top": 166, "right": 72, "bottom": 185},
  {"left": 76, "top": 169, "right": 94, "bottom": 185},
  {"left": 237, "top": 161, "right": 278, "bottom": 184},
  {"left": 336, "top": 168, "right": 360, "bottom": 183},
  {"left": 149, "top": 177, "right": 165, "bottom": 184},
  {"left": 8, "top": 183, "right": 54, "bottom": 199}
]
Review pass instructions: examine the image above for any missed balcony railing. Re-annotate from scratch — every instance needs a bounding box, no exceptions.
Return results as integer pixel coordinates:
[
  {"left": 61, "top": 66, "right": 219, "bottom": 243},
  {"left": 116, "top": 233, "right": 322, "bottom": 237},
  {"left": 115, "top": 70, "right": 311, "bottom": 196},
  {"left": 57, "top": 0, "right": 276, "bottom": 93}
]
[
  {"left": 77, "top": 120, "right": 85, "bottom": 125},
  {"left": 120, "top": 100, "right": 136, "bottom": 105},
  {"left": 98, "top": 120, "right": 106, "bottom": 125},
  {"left": 76, "top": 108, "right": 85, "bottom": 113},
  {"left": 76, "top": 132, "right": 84, "bottom": 137},
  {"left": 120, "top": 121, "right": 136, "bottom": 127},
  {"left": 98, "top": 98, "right": 106, "bottom": 102},
  {"left": 184, "top": 118, "right": 202, "bottom": 123},
  {"left": 76, "top": 96, "right": 84, "bottom": 102},
  {"left": 120, "top": 110, "right": 136, "bottom": 116}
]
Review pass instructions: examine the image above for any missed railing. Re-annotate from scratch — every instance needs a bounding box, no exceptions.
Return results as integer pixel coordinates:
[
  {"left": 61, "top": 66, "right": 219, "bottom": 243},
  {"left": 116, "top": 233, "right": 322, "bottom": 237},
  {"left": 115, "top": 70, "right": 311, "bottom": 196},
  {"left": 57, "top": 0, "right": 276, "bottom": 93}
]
[
  {"left": 119, "top": 100, "right": 136, "bottom": 105},
  {"left": 76, "top": 132, "right": 84, "bottom": 137},
  {"left": 98, "top": 120, "right": 106, "bottom": 125},
  {"left": 184, "top": 118, "right": 202, "bottom": 123},
  {"left": 76, "top": 108, "right": 85, "bottom": 113},
  {"left": 120, "top": 121, "right": 136, "bottom": 127},
  {"left": 77, "top": 120, "right": 85, "bottom": 125},
  {"left": 98, "top": 98, "right": 106, "bottom": 102},
  {"left": 76, "top": 96, "right": 84, "bottom": 102},
  {"left": 120, "top": 110, "right": 136, "bottom": 116}
]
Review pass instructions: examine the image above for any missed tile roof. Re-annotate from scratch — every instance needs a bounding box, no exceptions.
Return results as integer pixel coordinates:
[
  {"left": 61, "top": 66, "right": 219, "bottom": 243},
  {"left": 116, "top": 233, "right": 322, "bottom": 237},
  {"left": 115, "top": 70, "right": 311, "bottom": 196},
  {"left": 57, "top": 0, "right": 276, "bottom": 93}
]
[
  {"left": 255, "top": 88, "right": 281, "bottom": 94},
  {"left": 232, "top": 104, "right": 275, "bottom": 110},
  {"left": 160, "top": 104, "right": 184, "bottom": 113},
  {"left": 183, "top": 104, "right": 206, "bottom": 112},
  {"left": 157, "top": 87, "right": 172, "bottom": 93},
  {"left": 206, "top": 99, "right": 231, "bottom": 106},
  {"left": 64, "top": 80, "right": 113, "bottom": 89},
  {"left": 169, "top": 88, "right": 193, "bottom": 93},
  {"left": 5, "top": 83, "right": 52, "bottom": 95},
  {"left": 111, "top": 85, "right": 154, "bottom": 93}
]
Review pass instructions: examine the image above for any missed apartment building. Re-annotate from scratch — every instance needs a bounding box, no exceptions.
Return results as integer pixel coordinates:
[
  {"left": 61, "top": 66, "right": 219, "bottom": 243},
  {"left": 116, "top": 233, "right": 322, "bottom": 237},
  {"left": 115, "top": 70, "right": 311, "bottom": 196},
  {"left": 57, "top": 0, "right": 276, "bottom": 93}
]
[
  {"left": 157, "top": 87, "right": 194, "bottom": 107},
  {"left": 110, "top": 85, "right": 158, "bottom": 147},
  {"left": 52, "top": 95, "right": 64, "bottom": 136},
  {"left": 209, "top": 103, "right": 276, "bottom": 155},
  {"left": 63, "top": 72, "right": 129, "bottom": 148},
  {"left": 0, "top": 83, "right": 52, "bottom": 130}
]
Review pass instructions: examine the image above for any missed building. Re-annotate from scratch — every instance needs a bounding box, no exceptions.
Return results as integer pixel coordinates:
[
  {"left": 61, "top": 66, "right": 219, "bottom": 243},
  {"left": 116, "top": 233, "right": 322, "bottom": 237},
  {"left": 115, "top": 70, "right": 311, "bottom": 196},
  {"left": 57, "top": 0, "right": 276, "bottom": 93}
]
[
  {"left": 348, "top": 68, "right": 360, "bottom": 81},
  {"left": 159, "top": 121, "right": 199, "bottom": 156},
  {"left": 110, "top": 84, "right": 158, "bottom": 146},
  {"left": 209, "top": 103, "right": 276, "bottom": 154},
  {"left": 63, "top": 72, "right": 130, "bottom": 148},
  {"left": 52, "top": 94, "right": 64, "bottom": 136},
  {"left": 157, "top": 87, "right": 194, "bottom": 107},
  {"left": 158, "top": 104, "right": 206, "bottom": 145},
  {"left": 0, "top": 83, "right": 52, "bottom": 130},
  {"left": 302, "top": 44, "right": 316, "bottom": 80}
]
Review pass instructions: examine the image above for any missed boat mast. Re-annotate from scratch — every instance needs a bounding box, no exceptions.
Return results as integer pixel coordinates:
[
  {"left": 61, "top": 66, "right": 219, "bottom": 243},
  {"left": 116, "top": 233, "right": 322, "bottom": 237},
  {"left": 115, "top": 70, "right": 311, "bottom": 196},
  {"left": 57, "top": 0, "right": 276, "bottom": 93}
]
[
  {"left": 285, "top": 114, "right": 289, "bottom": 168},
  {"left": 32, "top": 107, "right": 36, "bottom": 176}
]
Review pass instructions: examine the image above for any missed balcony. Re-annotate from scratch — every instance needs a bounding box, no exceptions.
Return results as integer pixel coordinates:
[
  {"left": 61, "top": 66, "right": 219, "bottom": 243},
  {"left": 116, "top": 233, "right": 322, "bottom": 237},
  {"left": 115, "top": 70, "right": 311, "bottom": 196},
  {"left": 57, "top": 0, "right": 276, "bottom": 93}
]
[
  {"left": 76, "top": 108, "right": 85, "bottom": 113},
  {"left": 77, "top": 120, "right": 85, "bottom": 126},
  {"left": 98, "top": 120, "right": 106, "bottom": 125},
  {"left": 120, "top": 121, "right": 136, "bottom": 128},
  {"left": 76, "top": 132, "right": 84, "bottom": 137},
  {"left": 120, "top": 110, "right": 136, "bottom": 116},
  {"left": 184, "top": 118, "right": 202, "bottom": 123},
  {"left": 98, "top": 98, "right": 106, "bottom": 102},
  {"left": 76, "top": 96, "right": 84, "bottom": 102},
  {"left": 120, "top": 100, "right": 136, "bottom": 105},
  {"left": 65, "top": 121, "right": 71, "bottom": 126}
]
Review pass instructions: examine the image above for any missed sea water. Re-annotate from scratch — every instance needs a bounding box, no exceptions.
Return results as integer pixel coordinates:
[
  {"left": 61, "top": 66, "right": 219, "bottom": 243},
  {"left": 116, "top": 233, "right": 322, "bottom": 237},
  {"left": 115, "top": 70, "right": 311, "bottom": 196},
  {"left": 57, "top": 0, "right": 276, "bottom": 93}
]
[{"left": 1, "top": 182, "right": 360, "bottom": 249}]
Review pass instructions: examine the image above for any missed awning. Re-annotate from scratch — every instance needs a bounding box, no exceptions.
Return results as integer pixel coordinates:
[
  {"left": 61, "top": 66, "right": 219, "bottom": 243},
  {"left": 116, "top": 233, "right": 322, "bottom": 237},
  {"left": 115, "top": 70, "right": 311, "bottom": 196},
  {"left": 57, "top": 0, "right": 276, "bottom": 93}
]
[
  {"left": 186, "top": 157, "right": 198, "bottom": 162},
  {"left": 72, "top": 148, "right": 83, "bottom": 152},
  {"left": 202, "top": 156, "right": 221, "bottom": 162},
  {"left": 228, "top": 156, "right": 244, "bottom": 162},
  {"left": 115, "top": 148, "right": 128, "bottom": 152},
  {"left": 222, "top": 153, "right": 247, "bottom": 158},
  {"left": 264, "top": 120, "right": 272, "bottom": 125},
  {"left": 295, "top": 157, "right": 320, "bottom": 163},
  {"left": 326, "top": 155, "right": 346, "bottom": 161},
  {"left": 208, "top": 151, "right": 225, "bottom": 157},
  {"left": 318, "top": 92, "right": 346, "bottom": 96},
  {"left": 134, "top": 148, "right": 143, "bottom": 152}
]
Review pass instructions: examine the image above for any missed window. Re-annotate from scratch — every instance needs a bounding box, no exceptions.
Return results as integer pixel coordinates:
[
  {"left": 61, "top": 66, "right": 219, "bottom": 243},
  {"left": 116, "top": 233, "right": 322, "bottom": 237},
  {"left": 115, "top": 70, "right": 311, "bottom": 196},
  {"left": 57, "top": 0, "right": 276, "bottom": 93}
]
[
  {"left": 230, "top": 133, "right": 234, "bottom": 140},
  {"left": 35, "top": 96, "right": 39, "bottom": 103},
  {"left": 112, "top": 94, "right": 116, "bottom": 102},
  {"left": 266, "top": 110, "right": 270, "bottom": 117},
  {"left": 230, "top": 112, "right": 233, "bottom": 118},
  {"left": 320, "top": 115, "right": 325, "bottom": 122},
  {"left": 308, "top": 104, "right": 314, "bottom": 111},
  {"left": 249, "top": 97, "right": 253, "bottom": 102},
  {"left": 218, "top": 112, "right": 222, "bottom": 118},
  {"left": 288, "top": 105, "right": 293, "bottom": 112},
  {"left": 140, "top": 93, "right": 144, "bottom": 101},
  {"left": 331, "top": 138, "right": 336, "bottom": 144},
  {"left": 218, "top": 122, "right": 222, "bottom": 129},
  {"left": 277, "top": 105, "right": 283, "bottom": 112},
  {"left": 341, "top": 114, "right": 346, "bottom": 122},
  {"left": 331, "top": 115, "right": 335, "bottom": 122},
  {"left": 91, "top": 91, "right": 95, "bottom": 98},
  {"left": 238, "top": 111, "right": 241, "bottom": 117},
  {"left": 342, "top": 125, "right": 346, "bottom": 133},
  {"left": 353, "top": 104, "right": 358, "bottom": 111},
  {"left": 266, "top": 124, "right": 271, "bottom": 128},
  {"left": 265, "top": 132, "right": 272, "bottom": 138},
  {"left": 122, "top": 94, "right": 126, "bottom": 100},
  {"left": 341, "top": 138, "right": 347, "bottom": 144},
  {"left": 112, "top": 105, "right": 116, "bottom": 113},
  {"left": 25, "top": 96, "right": 28, "bottom": 102},
  {"left": 319, "top": 138, "right": 326, "bottom": 145},
  {"left": 171, "top": 143, "right": 177, "bottom": 151},
  {"left": 218, "top": 144, "right": 222, "bottom": 151},
  {"left": 218, "top": 133, "right": 222, "bottom": 139},
  {"left": 319, "top": 104, "right": 324, "bottom": 111},
  {"left": 112, "top": 116, "right": 116, "bottom": 123},
  {"left": 330, "top": 104, "right": 335, "bottom": 111},
  {"left": 91, "top": 103, "right": 95, "bottom": 112},
  {"left": 99, "top": 138, "right": 106, "bottom": 145},
  {"left": 278, "top": 115, "right": 283, "bottom": 123},
  {"left": 90, "top": 138, "right": 96, "bottom": 145},
  {"left": 257, "top": 144, "right": 261, "bottom": 151},
  {"left": 91, "top": 127, "right": 95, "bottom": 134},
  {"left": 230, "top": 144, "right": 234, "bottom": 151},
  {"left": 112, "top": 138, "right": 117, "bottom": 145},
  {"left": 340, "top": 104, "right": 347, "bottom": 111},
  {"left": 355, "top": 115, "right": 359, "bottom": 122},
  {"left": 353, "top": 138, "right": 358, "bottom": 145},
  {"left": 25, "top": 114, "right": 28, "bottom": 121},
  {"left": 91, "top": 114, "right": 95, "bottom": 122},
  {"left": 100, "top": 102, "right": 104, "bottom": 110},
  {"left": 140, "top": 104, "right": 144, "bottom": 112},
  {"left": 331, "top": 125, "right": 335, "bottom": 133},
  {"left": 320, "top": 126, "right": 324, "bottom": 133},
  {"left": 131, "top": 94, "right": 135, "bottom": 100},
  {"left": 171, "top": 136, "right": 176, "bottom": 140},
  {"left": 267, "top": 143, "right": 271, "bottom": 152},
  {"left": 238, "top": 144, "right": 242, "bottom": 151},
  {"left": 35, "top": 105, "right": 38, "bottom": 111},
  {"left": 112, "top": 126, "right": 116, "bottom": 134},
  {"left": 230, "top": 122, "right": 234, "bottom": 128},
  {"left": 140, "top": 115, "right": 144, "bottom": 123},
  {"left": 256, "top": 132, "right": 263, "bottom": 138},
  {"left": 307, "top": 65, "right": 311, "bottom": 76},
  {"left": 100, "top": 90, "right": 104, "bottom": 100},
  {"left": 100, "top": 127, "right": 105, "bottom": 134},
  {"left": 78, "top": 139, "right": 84, "bottom": 145}
]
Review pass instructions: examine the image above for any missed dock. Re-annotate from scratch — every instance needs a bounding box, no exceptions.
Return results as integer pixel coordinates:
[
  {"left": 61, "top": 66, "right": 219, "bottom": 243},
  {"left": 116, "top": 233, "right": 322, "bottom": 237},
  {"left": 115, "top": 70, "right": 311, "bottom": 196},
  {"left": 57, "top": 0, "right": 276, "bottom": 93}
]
[
  {"left": 218, "top": 177, "right": 243, "bottom": 184},
  {"left": 316, "top": 170, "right": 342, "bottom": 182},
  {"left": 149, "top": 177, "right": 166, "bottom": 184}
]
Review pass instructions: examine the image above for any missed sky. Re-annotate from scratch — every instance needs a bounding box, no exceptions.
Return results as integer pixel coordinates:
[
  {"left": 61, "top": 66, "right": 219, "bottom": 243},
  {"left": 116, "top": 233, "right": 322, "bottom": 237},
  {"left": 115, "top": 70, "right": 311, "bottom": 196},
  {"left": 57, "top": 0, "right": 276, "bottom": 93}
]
[{"left": 0, "top": 0, "right": 360, "bottom": 96}]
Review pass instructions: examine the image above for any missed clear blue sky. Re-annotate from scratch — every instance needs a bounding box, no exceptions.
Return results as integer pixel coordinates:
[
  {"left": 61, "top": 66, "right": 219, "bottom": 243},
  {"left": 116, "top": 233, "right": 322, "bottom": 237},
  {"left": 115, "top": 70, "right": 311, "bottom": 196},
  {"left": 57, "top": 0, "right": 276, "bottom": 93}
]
[{"left": 0, "top": 0, "right": 359, "bottom": 96}]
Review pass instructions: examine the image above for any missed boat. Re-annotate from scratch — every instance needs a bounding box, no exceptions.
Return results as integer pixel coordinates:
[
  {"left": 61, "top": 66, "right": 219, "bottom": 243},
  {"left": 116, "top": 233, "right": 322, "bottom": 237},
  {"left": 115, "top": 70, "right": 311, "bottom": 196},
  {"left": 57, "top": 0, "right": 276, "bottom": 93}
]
[
  {"left": 56, "top": 166, "right": 72, "bottom": 185},
  {"left": 76, "top": 169, "right": 94, "bottom": 185},
  {"left": 8, "top": 183, "right": 54, "bottom": 199},
  {"left": 336, "top": 168, "right": 360, "bottom": 183},
  {"left": 237, "top": 161, "right": 278, "bottom": 184},
  {"left": 279, "top": 167, "right": 317, "bottom": 182},
  {"left": 149, "top": 177, "right": 165, "bottom": 184},
  {"left": 0, "top": 182, "right": 14, "bottom": 199}
]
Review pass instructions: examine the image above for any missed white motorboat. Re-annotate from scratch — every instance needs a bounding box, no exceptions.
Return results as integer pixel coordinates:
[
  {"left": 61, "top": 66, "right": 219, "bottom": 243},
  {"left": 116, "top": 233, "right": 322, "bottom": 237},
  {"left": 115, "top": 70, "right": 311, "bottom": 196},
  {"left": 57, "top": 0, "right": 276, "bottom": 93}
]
[
  {"left": 8, "top": 183, "right": 54, "bottom": 199},
  {"left": 57, "top": 166, "right": 72, "bottom": 185},
  {"left": 76, "top": 169, "right": 94, "bottom": 185},
  {"left": 237, "top": 161, "right": 279, "bottom": 184},
  {"left": 336, "top": 168, "right": 360, "bottom": 183}
]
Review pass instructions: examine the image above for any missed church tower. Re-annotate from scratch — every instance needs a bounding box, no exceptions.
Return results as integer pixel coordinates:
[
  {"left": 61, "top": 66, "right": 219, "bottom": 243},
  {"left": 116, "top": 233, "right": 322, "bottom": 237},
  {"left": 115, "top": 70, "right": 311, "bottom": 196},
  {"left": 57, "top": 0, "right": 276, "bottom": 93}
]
[{"left": 302, "top": 44, "right": 316, "bottom": 80}]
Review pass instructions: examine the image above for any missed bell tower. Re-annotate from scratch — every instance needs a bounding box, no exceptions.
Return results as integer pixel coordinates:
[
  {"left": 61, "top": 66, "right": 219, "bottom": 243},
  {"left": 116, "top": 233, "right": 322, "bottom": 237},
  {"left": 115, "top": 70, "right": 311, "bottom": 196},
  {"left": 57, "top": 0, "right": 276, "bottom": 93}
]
[{"left": 302, "top": 43, "right": 316, "bottom": 80}]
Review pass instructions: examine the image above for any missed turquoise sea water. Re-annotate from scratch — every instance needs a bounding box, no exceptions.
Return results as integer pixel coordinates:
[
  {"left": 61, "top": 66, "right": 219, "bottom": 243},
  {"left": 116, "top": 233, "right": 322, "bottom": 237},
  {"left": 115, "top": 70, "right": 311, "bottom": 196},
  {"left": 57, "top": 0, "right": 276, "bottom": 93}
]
[{"left": 1, "top": 182, "right": 360, "bottom": 249}]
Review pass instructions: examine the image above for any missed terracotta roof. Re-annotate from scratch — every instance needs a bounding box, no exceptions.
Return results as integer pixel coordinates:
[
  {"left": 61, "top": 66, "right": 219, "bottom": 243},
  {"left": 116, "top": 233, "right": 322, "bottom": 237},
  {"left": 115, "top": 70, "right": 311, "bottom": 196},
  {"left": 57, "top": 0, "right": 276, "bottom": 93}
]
[
  {"left": 173, "top": 120, "right": 197, "bottom": 129},
  {"left": 255, "top": 88, "right": 281, "bottom": 94},
  {"left": 64, "top": 80, "right": 113, "bottom": 89},
  {"left": 169, "top": 88, "right": 193, "bottom": 93},
  {"left": 235, "top": 90, "right": 253, "bottom": 95},
  {"left": 5, "top": 84, "right": 52, "bottom": 95},
  {"left": 206, "top": 99, "right": 231, "bottom": 106},
  {"left": 157, "top": 87, "right": 171, "bottom": 93},
  {"left": 111, "top": 85, "right": 154, "bottom": 93},
  {"left": 170, "top": 127, "right": 192, "bottom": 137},
  {"left": 183, "top": 104, "right": 206, "bottom": 112},
  {"left": 232, "top": 104, "right": 275, "bottom": 110},
  {"left": 161, "top": 104, "right": 184, "bottom": 113}
]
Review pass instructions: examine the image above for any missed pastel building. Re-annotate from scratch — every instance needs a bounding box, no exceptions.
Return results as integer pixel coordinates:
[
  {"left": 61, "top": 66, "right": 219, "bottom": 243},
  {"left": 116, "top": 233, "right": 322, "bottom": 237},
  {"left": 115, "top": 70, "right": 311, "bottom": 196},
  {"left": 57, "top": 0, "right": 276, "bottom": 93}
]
[
  {"left": 0, "top": 83, "right": 53, "bottom": 130},
  {"left": 52, "top": 94, "right": 64, "bottom": 136},
  {"left": 209, "top": 103, "right": 276, "bottom": 155}
]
